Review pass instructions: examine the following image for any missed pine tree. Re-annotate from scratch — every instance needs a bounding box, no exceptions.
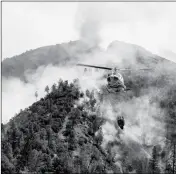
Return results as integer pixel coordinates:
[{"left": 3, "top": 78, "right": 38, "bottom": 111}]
[
  {"left": 86, "top": 89, "right": 90, "bottom": 98},
  {"left": 73, "top": 78, "right": 79, "bottom": 88},
  {"left": 45, "top": 85, "right": 49, "bottom": 94},
  {"left": 2, "top": 141, "right": 13, "bottom": 160},
  {"left": 165, "top": 143, "right": 176, "bottom": 174},
  {"left": 148, "top": 146, "right": 160, "bottom": 174},
  {"left": 58, "top": 79, "right": 63, "bottom": 89},
  {"left": 51, "top": 83, "right": 57, "bottom": 92},
  {"left": 7, "top": 121, "right": 21, "bottom": 155},
  {"left": 46, "top": 125, "right": 55, "bottom": 151},
  {"left": 35, "top": 91, "right": 38, "bottom": 101},
  {"left": 28, "top": 149, "right": 39, "bottom": 172}
]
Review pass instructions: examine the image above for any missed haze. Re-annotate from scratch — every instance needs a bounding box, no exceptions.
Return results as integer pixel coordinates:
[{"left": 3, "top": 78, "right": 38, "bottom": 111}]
[
  {"left": 2, "top": 2, "right": 176, "bottom": 123},
  {"left": 2, "top": 2, "right": 176, "bottom": 62}
]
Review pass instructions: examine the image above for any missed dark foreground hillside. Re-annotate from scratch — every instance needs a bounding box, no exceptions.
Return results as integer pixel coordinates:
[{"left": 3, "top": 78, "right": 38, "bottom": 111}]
[
  {"left": 2, "top": 66, "right": 176, "bottom": 173},
  {"left": 1, "top": 80, "right": 121, "bottom": 174}
]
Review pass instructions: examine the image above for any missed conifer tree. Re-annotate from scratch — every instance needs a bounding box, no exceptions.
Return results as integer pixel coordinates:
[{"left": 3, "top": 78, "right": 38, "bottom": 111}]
[
  {"left": 51, "top": 83, "right": 57, "bottom": 92},
  {"left": 148, "top": 146, "right": 160, "bottom": 174},
  {"left": 7, "top": 121, "right": 21, "bottom": 154},
  {"left": 45, "top": 85, "right": 49, "bottom": 94},
  {"left": 35, "top": 91, "right": 38, "bottom": 101},
  {"left": 86, "top": 89, "right": 90, "bottom": 98}
]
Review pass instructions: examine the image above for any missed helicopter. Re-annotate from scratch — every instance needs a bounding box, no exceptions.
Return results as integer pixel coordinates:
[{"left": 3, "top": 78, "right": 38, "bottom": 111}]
[
  {"left": 77, "top": 63, "right": 151, "bottom": 130},
  {"left": 77, "top": 63, "right": 151, "bottom": 93}
]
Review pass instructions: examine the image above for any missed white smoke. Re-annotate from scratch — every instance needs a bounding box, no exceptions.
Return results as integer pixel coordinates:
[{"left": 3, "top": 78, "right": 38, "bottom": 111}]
[
  {"left": 96, "top": 85, "right": 168, "bottom": 173},
  {"left": 2, "top": 3, "right": 176, "bottom": 172},
  {"left": 75, "top": 2, "right": 176, "bottom": 62},
  {"left": 2, "top": 64, "right": 105, "bottom": 123}
]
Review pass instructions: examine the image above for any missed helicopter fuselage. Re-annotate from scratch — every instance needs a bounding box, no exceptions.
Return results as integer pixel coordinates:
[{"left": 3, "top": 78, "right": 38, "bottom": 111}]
[{"left": 106, "top": 72, "right": 126, "bottom": 93}]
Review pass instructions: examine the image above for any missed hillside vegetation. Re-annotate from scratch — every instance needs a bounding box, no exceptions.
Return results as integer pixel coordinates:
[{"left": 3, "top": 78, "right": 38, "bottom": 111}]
[
  {"left": 2, "top": 72, "right": 176, "bottom": 173},
  {"left": 2, "top": 79, "right": 122, "bottom": 174},
  {"left": 2, "top": 40, "right": 176, "bottom": 173}
]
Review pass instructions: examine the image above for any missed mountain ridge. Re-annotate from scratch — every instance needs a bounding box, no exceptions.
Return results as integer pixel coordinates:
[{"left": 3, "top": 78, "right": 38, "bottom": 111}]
[
  {"left": 2, "top": 40, "right": 176, "bottom": 173},
  {"left": 2, "top": 40, "right": 176, "bottom": 81}
]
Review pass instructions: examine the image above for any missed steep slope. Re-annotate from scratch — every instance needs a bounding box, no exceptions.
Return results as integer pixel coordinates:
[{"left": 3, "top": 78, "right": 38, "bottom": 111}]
[
  {"left": 2, "top": 40, "right": 176, "bottom": 174},
  {"left": 2, "top": 40, "right": 174, "bottom": 82},
  {"left": 1, "top": 80, "right": 121, "bottom": 174},
  {"left": 107, "top": 40, "right": 172, "bottom": 69},
  {"left": 2, "top": 40, "right": 96, "bottom": 81},
  {"left": 2, "top": 73, "right": 176, "bottom": 173}
]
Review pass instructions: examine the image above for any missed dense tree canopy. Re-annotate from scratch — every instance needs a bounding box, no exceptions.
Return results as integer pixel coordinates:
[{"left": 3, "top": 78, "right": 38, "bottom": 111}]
[{"left": 2, "top": 79, "right": 121, "bottom": 174}]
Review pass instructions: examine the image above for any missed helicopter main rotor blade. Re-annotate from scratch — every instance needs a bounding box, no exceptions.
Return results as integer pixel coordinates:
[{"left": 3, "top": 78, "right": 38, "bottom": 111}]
[
  {"left": 117, "top": 68, "right": 152, "bottom": 71},
  {"left": 77, "top": 63, "right": 152, "bottom": 71},
  {"left": 77, "top": 63, "right": 112, "bottom": 70}
]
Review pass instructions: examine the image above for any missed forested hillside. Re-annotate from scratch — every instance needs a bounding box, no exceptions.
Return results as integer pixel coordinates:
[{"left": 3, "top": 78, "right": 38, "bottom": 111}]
[
  {"left": 2, "top": 40, "right": 176, "bottom": 174},
  {"left": 2, "top": 74, "right": 176, "bottom": 173},
  {"left": 1, "top": 79, "right": 122, "bottom": 174}
]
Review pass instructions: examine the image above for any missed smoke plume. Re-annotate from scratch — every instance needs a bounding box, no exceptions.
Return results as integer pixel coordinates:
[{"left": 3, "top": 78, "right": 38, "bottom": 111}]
[{"left": 2, "top": 3, "right": 176, "bottom": 172}]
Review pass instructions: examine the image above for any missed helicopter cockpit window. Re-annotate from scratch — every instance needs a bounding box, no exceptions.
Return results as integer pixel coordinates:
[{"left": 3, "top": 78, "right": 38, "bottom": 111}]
[
  {"left": 107, "top": 77, "right": 111, "bottom": 82},
  {"left": 107, "top": 76, "right": 119, "bottom": 83},
  {"left": 113, "top": 76, "right": 119, "bottom": 81}
]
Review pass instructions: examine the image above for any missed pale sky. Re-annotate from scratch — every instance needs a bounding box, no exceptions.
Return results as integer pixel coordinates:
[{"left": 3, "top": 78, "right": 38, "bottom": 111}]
[
  {"left": 2, "top": 2, "right": 79, "bottom": 59},
  {"left": 2, "top": 2, "right": 176, "bottom": 62},
  {"left": 2, "top": 2, "right": 176, "bottom": 123}
]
